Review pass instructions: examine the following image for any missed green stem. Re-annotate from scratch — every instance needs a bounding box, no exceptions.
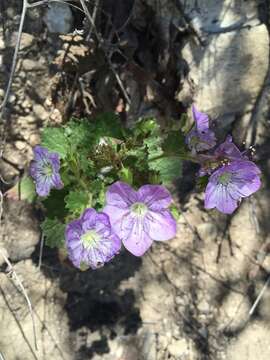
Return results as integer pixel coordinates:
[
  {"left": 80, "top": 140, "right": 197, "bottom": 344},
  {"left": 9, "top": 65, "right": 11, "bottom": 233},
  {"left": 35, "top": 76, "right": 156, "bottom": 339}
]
[
  {"left": 148, "top": 153, "right": 200, "bottom": 164},
  {"left": 70, "top": 155, "right": 88, "bottom": 190}
]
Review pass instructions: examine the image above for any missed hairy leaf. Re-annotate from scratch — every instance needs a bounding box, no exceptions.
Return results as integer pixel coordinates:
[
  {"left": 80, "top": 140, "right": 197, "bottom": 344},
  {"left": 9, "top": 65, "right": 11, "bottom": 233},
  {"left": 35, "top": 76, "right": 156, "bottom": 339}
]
[
  {"left": 162, "top": 130, "right": 186, "bottom": 156},
  {"left": 94, "top": 112, "right": 124, "bottom": 139},
  {"left": 149, "top": 156, "right": 182, "bottom": 183},
  {"left": 65, "top": 190, "right": 91, "bottom": 215},
  {"left": 41, "top": 127, "right": 69, "bottom": 159},
  {"left": 41, "top": 218, "right": 65, "bottom": 248},
  {"left": 5, "top": 176, "right": 36, "bottom": 203},
  {"left": 42, "top": 188, "right": 69, "bottom": 219}
]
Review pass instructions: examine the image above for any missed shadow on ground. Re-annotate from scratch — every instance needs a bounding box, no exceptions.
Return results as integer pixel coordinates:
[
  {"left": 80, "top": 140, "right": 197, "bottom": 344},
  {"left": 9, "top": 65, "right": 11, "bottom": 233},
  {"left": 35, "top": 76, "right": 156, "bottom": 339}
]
[{"left": 32, "top": 247, "right": 142, "bottom": 359}]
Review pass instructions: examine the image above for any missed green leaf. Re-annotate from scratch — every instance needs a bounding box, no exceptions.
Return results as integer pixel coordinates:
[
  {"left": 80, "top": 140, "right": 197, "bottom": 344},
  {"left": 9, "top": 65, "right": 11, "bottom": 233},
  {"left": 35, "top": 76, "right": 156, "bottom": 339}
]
[
  {"left": 134, "top": 118, "right": 159, "bottom": 136},
  {"left": 119, "top": 167, "right": 133, "bottom": 184},
  {"left": 196, "top": 175, "right": 209, "bottom": 191},
  {"left": 41, "top": 127, "right": 69, "bottom": 159},
  {"left": 149, "top": 156, "right": 182, "bottom": 184},
  {"left": 19, "top": 176, "right": 36, "bottom": 203},
  {"left": 144, "top": 136, "right": 163, "bottom": 160},
  {"left": 65, "top": 190, "right": 91, "bottom": 215},
  {"left": 6, "top": 176, "right": 36, "bottom": 203},
  {"left": 42, "top": 188, "right": 69, "bottom": 219},
  {"left": 65, "top": 120, "right": 94, "bottom": 150},
  {"left": 162, "top": 130, "right": 186, "bottom": 156},
  {"left": 170, "top": 204, "right": 180, "bottom": 221},
  {"left": 94, "top": 112, "right": 124, "bottom": 139},
  {"left": 41, "top": 218, "right": 65, "bottom": 248},
  {"left": 78, "top": 151, "right": 95, "bottom": 177}
]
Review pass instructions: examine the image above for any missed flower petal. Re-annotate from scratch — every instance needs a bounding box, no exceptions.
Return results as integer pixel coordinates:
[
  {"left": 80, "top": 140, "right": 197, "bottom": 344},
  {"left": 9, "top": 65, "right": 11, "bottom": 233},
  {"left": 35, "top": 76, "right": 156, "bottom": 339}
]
[
  {"left": 81, "top": 208, "right": 97, "bottom": 232},
  {"left": 33, "top": 145, "right": 49, "bottom": 162},
  {"left": 65, "top": 219, "right": 82, "bottom": 242},
  {"left": 105, "top": 181, "right": 137, "bottom": 208},
  {"left": 51, "top": 173, "right": 63, "bottom": 189},
  {"left": 95, "top": 212, "right": 112, "bottom": 238},
  {"left": 215, "top": 135, "right": 243, "bottom": 161},
  {"left": 147, "top": 210, "right": 177, "bottom": 241},
  {"left": 192, "top": 104, "right": 209, "bottom": 132},
  {"left": 216, "top": 185, "right": 238, "bottom": 214},
  {"left": 122, "top": 216, "right": 153, "bottom": 256},
  {"left": 205, "top": 170, "right": 239, "bottom": 214},
  {"left": 103, "top": 205, "right": 130, "bottom": 237},
  {"left": 48, "top": 153, "right": 61, "bottom": 172},
  {"left": 35, "top": 176, "right": 52, "bottom": 197},
  {"left": 137, "top": 185, "right": 172, "bottom": 211}
]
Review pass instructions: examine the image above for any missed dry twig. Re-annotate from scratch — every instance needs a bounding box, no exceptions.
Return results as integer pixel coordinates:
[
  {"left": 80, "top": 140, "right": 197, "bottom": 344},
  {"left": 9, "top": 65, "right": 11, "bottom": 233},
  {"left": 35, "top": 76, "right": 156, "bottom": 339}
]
[
  {"left": 249, "top": 275, "right": 270, "bottom": 317},
  {"left": 79, "top": 0, "right": 131, "bottom": 104},
  {"left": 0, "top": 249, "right": 38, "bottom": 351}
]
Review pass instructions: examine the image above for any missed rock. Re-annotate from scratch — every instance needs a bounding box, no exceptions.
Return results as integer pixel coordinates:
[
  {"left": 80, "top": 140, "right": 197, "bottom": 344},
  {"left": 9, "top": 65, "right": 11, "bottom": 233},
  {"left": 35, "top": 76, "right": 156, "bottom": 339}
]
[
  {"left": 196, "top": 223, "right": 218, "bottom": 242},
  {"left": 33, "top": 104, "right": 48, "bottom": 121},
  {"left": 140, "top": 280, "right": 174, "bottom": 325},
  {"left": 3, "top": 143, "right": 26, "bottom": 168},
  {"left": 0, "top": 159, "right": 20, "bottom": 181},
  {"left": 8, "top": 93, "right": 16, "bottom": 104},
  {"left": 178, "top": 21, "right": 269, "bottom": 119},
  {"left": 14, "top": 140, "right": 26, "bottom": 150},
  {"left": 0, "top": 31, "right": 4, "bottom": 50},
  {"left": 183, "top": 0, "right": 259, "bottom": 33},
  {"left": 255, "top": 280, "right": 270, "bottom": 322},
  {"left": 50, "top": 108, "right": 63, "bottom": 124},
  {"left": 140, "top": 331, "right": 157, "bottom": 360},
  {"left": 0, "top": 247, "right": 9, "bottom": 267},
  {"left": 168, "top": 338, "right": 198, "bottom": 359},
  {"left": 217, "top": 291, "right": 249, "bottom": 333},
  {"left": 29, "top": 133, "right": 40, "bottom": 147},
  {"left": 44, "top": 3, "right": 73, "bottom": 34},
  {"left": 262, "top": 254, "right": 270, "bottom": 273},
  {"left": 21, "top": 98, "right": 31, "bottom": 109},
  {"left": 10, "top": 32, "right": 34, "bottom": 50},
  {"left": 0, "top": 200, "right": 40, "bottom": 261},
  {"left": 22, "top": 59, "right": 44, "bottom": 71},
  {"left": 217, "top": 201, "right": 261, "bottom": 281},
  {"left": 17, "top": 115, "right": 36, "bottom": 125},
  {"left": 0, "top": 260, "right": 73, "bottom": 360},
  {"left": 225, "top": 321, "right": 270, "bottom": 360}
]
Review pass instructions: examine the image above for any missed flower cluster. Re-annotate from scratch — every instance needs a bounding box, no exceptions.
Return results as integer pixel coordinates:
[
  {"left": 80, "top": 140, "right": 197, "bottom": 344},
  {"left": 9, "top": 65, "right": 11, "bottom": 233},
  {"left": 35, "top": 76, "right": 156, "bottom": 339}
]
[
  {"left": 30, "top": 146, "right": 177, "bottom": 269},
  {"left": 65, "top": 182, "right": 177, "bottom": 269},
  {"left": 29, "top": 105, "right": 262, "bottom": 271},
  {"left": 187, "top": 106, "right": 261, "bottom": 214}
]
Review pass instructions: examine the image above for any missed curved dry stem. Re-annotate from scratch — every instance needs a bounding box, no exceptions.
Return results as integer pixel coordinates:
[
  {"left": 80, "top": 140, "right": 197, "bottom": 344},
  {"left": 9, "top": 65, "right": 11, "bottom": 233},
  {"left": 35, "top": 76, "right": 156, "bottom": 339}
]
[{"left": 0, "top": 249, "right": 38, "bottom": 351}]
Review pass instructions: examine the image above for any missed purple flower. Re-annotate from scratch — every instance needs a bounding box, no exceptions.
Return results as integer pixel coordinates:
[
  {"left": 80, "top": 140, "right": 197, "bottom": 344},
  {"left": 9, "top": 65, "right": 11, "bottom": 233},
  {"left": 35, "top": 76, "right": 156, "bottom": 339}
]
[
  {"left": 30, "top": 146, "right": 63, "bottom": 197},
  {"left": 65, "top": 208, "right": 121, "bottom": 270},
  {"left": 103, "top": 182, "right": 177, "bottom": 256},
  {"left": 186, "top": 105, "right": 216, "bottom": 152},
  {"left": 205, "top": 160, "right": 261, "bottom": 214},
  {"left": 198, "top": 136, "right": 247, "bottom": 177},
  {"left": 214, "top": 135, "right": 245, "bottom": 161}
]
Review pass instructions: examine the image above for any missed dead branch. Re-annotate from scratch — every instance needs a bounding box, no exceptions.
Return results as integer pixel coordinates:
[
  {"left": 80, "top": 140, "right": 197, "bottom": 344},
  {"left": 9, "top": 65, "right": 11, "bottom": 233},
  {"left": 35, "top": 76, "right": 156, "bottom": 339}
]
[{"left": 79, "top": 0, "right": 131, "bottom": 104}]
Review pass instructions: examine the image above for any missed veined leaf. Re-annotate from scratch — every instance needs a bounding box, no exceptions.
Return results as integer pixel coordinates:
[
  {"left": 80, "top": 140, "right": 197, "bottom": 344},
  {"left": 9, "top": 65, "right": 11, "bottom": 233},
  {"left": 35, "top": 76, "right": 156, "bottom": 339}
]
[
  {"left": 149, "top": 156, "right": 182, "bottom": 184},
  {"left": 41, "top": 218, "right": 65, "bottom": 248},
  {"left": 41, "top": 127, "right": 69, "bottom": 159},
  {"left": 65, "top": 190, "right": 91, "bottom": 215}
]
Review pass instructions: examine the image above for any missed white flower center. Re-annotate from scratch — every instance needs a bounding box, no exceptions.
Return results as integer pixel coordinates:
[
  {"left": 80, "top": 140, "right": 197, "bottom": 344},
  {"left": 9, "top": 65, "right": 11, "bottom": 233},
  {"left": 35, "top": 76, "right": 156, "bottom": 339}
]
[
  {"left": 218, "top": 172, "right": 232, "bottom": 185},
  {"left": 42, "top": 162, "right": 53, "bottom": 176},
  {"left": 81, "top": 229, "right": 100, "bottom": 249},
  {"left": 131, "top": 202, "right": 148, "bottom": 216}
]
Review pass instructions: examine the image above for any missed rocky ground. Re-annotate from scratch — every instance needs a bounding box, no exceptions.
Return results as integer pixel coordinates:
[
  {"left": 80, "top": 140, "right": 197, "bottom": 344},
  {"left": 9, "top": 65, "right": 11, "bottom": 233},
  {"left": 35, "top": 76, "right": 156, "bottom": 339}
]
[{"left": 1, "top": 1, "right": 270, "bottom": 359}]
